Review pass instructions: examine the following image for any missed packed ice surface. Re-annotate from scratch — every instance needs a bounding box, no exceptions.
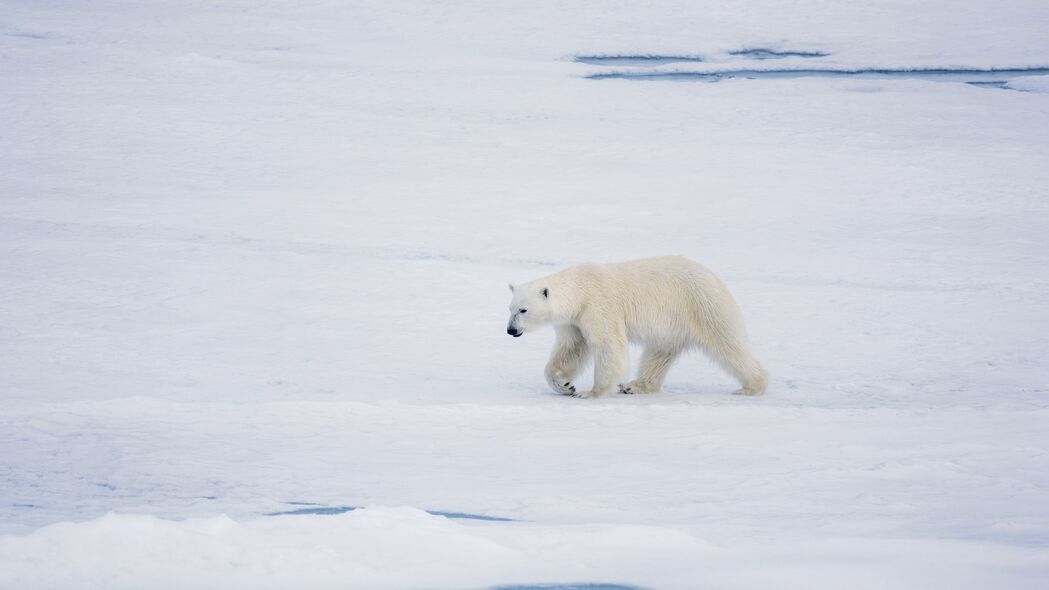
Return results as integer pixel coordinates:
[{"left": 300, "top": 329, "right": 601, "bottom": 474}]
[{"left": 2, "top": 1, "right": 1049, "bottom": 589}]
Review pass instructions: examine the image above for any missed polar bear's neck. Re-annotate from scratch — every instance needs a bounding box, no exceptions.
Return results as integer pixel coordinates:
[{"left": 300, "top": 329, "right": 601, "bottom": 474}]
[{"left": 536, "top": 264, "right": 605, "bottom": 324}]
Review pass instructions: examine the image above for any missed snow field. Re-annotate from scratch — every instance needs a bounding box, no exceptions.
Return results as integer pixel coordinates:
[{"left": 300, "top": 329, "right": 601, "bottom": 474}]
[{"left": 2, "top": 1, "right": 1049, "bottom": 588}]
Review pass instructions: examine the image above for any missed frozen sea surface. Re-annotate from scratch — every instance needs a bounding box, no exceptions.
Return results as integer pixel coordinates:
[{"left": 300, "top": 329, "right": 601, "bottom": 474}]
[
  {"left": 585, "top": 67, "right": 1049, "bottom": 89},
  {"left": 2, "top": 0, "right": 1049, "bottom": 589}
]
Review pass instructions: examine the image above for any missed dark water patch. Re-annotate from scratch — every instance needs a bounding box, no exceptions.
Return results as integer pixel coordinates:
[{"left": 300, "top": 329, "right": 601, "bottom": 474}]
[
  {"left": 966, "top": 80, "right": 1010, "bottom": 89},
  {"left": 269, "top": 503, "right": 515, "bottom": 521},
  {"left": 586, "top": 67, "right": 1049, "bottom": 91},
  {"left": 731, "top": 48, "right": 829, "bottom": 59},
  {"left": 575, "top": 55, "right": 703, "bottom": 67},
  {"left": 430, "top": 508, "right": 516, "bottom": 520},
  {"left": 490, "top": 579, "right": 646, "bottom": 583},
  {"left": 268, "top": 505, "right": 357, "bottom": 516}
]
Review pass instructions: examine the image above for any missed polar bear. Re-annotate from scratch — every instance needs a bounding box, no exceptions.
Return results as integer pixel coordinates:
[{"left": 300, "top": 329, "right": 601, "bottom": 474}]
[{"left": 506, "top": 256, "right": 767, "bottom": 398}]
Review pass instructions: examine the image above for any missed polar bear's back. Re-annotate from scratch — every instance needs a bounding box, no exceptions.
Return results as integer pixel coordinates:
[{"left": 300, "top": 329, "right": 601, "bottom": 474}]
[{"left": 596, "top": 256, "right": 746, "bottom": 347}]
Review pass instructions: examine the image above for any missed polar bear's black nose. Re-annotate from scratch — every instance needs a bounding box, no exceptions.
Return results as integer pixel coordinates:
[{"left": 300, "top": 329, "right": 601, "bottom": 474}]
[{"left": 507, "top": 328, "right": 521, "bottom": 337}]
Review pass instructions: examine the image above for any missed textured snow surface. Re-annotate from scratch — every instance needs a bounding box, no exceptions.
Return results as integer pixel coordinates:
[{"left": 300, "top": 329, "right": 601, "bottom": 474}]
[
  {"left": 1007, "top": 75, "right": 1049, "bottom": 93},
  {"left": 2, "top": 1, "right": 1049, "bottom": 589},
  {"left": 2, "top": 507, "right": 1046, "bottom": 590}
]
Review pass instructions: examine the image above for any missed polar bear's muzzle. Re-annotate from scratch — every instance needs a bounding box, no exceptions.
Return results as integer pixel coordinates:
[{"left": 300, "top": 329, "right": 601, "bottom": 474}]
[{"left": 507, "top": 326, "right": 523, "bottom": 337}]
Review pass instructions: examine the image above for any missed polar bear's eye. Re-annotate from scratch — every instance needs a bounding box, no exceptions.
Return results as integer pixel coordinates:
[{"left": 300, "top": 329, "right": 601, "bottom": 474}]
[{"left": 519, "top": 308, "right": 528, "bottom": 314}]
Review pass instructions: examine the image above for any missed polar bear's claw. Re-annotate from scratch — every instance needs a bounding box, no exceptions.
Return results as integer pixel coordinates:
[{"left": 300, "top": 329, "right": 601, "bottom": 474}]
[
  {"left": 619, "top": 381, "right": 657, "bottom": 394},
  {"left": 553, "top": 380, "right": 577, "bottom": 395}
]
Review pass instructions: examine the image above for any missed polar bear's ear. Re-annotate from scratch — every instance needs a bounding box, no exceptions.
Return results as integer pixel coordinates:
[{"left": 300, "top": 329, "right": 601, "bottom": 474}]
[
  {"left": 542, "top": 287, "right": 548, "bottom": 298},
  {"left": 508, "top": 283, "right": 514, "bottom": 293}
]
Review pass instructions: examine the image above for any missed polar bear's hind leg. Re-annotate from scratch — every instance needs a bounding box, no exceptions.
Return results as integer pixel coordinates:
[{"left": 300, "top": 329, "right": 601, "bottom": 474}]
[
  {"left": 691, "top": 302, "right": 767, "bottom": 395},
  {"left": 619, "top": 347, "right": 682, "bottom": 394},
  {"left": 701, "top": 332, "right": 767, "bottom": 395}
]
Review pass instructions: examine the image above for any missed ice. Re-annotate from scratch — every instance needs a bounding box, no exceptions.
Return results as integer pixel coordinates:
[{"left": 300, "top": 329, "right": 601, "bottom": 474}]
[
  {"left": 585, "top": 67, "right": 1049, "bottom": 90},
  {"left": 1006, "top": 75, "right": 1049, "bottom": 93},
  {"left": 729, "top": 48, "right": 830, "bottom": 59},
  {"left": 574, "top": 56, "right": 705, "bottom": 66}
]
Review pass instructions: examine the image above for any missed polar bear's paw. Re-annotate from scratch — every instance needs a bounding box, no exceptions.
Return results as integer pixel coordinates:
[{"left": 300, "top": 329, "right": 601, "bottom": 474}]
[
  {"left": 733, "top": 386, "right": 764, "bottom": 396},
  {"left": 618, "top": 381, "right": 657, "bottom": 395},
  {"left": 552, "top": 380, "right": 577, "bottom": 396}
]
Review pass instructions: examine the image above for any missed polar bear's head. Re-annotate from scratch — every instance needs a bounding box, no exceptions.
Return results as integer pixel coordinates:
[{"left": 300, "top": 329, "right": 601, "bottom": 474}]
[{"left": 506, "top": 283, "right": 551, "bottom": 337}]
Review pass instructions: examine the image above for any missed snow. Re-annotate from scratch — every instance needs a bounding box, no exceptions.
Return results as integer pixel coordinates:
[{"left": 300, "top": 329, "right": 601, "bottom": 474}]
[
  {"left": 1008, "top": 75, "right": 1049, "bottom": 93},
  {"left": 2, "top": 1, "right": 1049, "bottom": 588},
  {"left": 2, "top": 507, "right": 1045, "bottom": 590}
]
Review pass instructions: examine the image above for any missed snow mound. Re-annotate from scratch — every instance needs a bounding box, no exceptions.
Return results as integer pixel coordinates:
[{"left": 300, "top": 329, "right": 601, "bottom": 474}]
[
  {"left": 0, "top": 507, "right": 707, "bottom": 590},
  {"left": 2, "top": 507, "right": 1047, "bottom": 590}
]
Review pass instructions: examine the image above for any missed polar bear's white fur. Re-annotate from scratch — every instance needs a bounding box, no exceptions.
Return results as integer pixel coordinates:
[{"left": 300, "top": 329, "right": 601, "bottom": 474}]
[{"left": 507, "top": 256, "right": 767, "bottom": 398}]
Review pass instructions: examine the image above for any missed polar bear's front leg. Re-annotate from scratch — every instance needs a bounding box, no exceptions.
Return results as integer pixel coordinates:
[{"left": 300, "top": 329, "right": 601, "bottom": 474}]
[
  {"left": 580, "top": 324, "right": 628, "bottom": 398},
  {"left": 545, "top": 325, "right": 589, "bottom": 396}
]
